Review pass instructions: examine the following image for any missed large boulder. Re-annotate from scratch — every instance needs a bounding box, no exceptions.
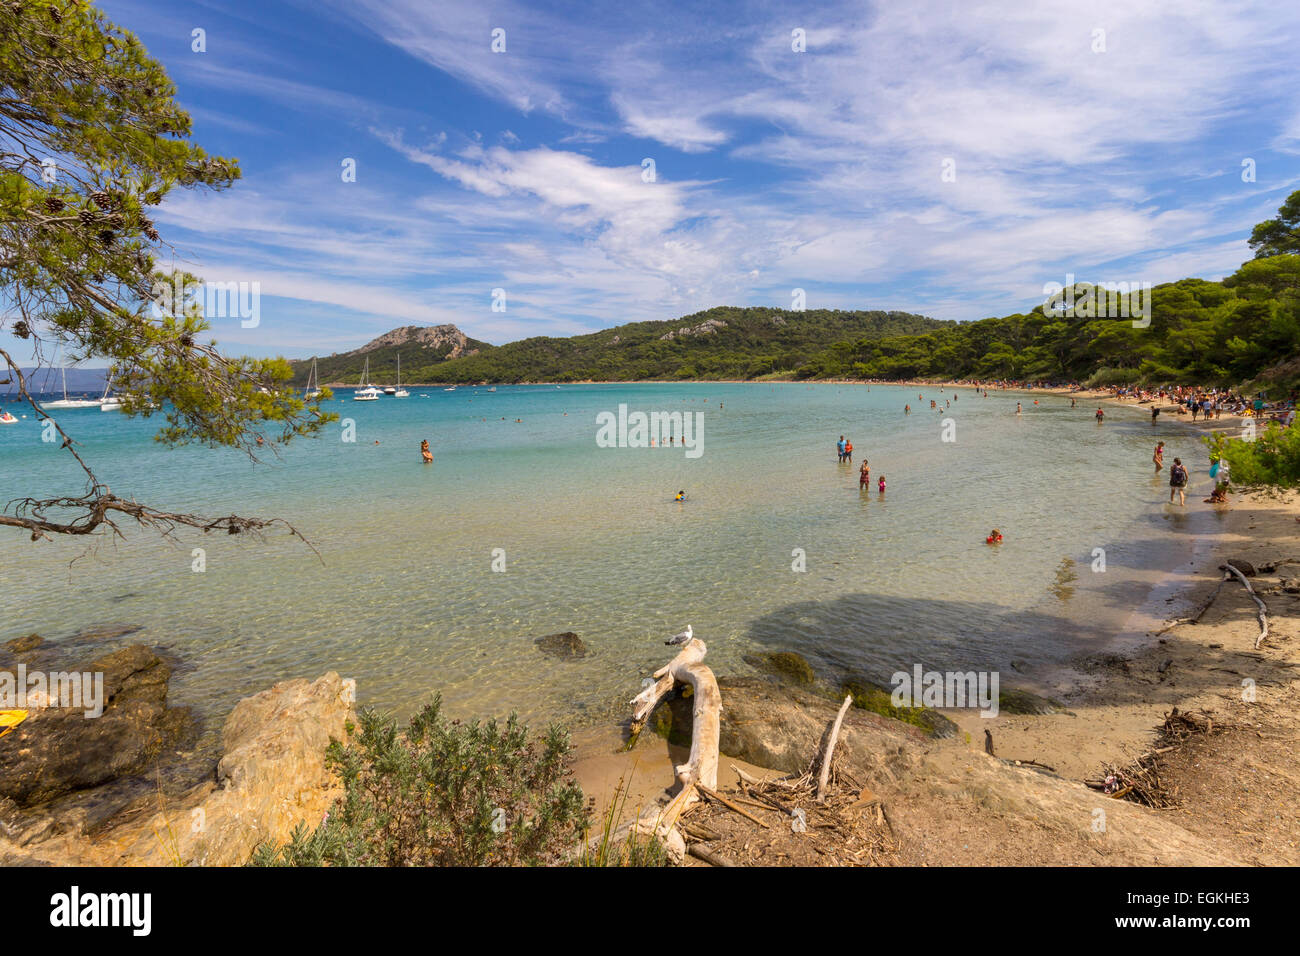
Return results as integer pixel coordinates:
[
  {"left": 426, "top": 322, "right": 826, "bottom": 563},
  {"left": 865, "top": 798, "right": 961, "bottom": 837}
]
[
  {"left": 0, "top": 644, "right": 193, "bottom": 806},
  {"left": 717, "top": 676, "right": 928, "bottom": 780}
]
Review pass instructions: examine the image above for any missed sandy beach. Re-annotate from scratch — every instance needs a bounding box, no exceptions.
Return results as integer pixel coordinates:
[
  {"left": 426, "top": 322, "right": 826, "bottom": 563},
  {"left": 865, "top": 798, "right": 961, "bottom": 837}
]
[{"left": 570, "top": 480, "right": 1299, "bottom": 865}]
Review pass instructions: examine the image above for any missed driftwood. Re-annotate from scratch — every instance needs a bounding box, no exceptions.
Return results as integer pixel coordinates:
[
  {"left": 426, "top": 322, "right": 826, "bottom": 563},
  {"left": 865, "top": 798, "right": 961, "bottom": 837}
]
[
  {"left": 1222, "top": 564, "right": 1271, "bottom": 649},
  {"left": 816, "top": 694, "right": 854, "bottom": 802},
  {"left": 627, "top": 636, "right": 722, "bottom": 858},
  {"left": 1158, "top": 574, "right": 1229, "bottom": 633}
]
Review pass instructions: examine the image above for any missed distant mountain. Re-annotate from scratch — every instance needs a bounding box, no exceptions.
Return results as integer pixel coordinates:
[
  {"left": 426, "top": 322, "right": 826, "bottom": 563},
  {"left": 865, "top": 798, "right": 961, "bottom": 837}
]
[
  {"left": 295, "top": 324, "right": 493, "bottom": 386},
  {"left": 290, "top": 308, "right": 947, "bottom": 385}
]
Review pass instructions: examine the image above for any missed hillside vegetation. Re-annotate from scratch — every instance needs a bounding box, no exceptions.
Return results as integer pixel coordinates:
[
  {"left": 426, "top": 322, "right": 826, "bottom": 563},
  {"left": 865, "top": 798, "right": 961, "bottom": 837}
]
[
  {"left": 293, "top": 192, "right": 1300, "bottom": 395},
  {"left": 293, "top": 308, "right": 945, "bottom": 385}
]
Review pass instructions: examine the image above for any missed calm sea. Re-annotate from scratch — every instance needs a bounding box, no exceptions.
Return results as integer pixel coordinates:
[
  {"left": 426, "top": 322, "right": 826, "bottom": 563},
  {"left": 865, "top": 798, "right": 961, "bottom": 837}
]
[{"left": 0, "top": 383, "right": 1227, "bottom": 735}]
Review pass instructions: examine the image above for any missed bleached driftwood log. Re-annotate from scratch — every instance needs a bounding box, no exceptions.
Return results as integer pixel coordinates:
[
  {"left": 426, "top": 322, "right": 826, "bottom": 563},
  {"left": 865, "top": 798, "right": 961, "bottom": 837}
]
[
  {"left": 816, "top": 694, "right": 854, "bottom": 803},
  {"left": 628, "top": 636, "right": 722, "bottom": 859},
  {"left": 1222, "top": 564, "right": 1271, "bottom": 649}
]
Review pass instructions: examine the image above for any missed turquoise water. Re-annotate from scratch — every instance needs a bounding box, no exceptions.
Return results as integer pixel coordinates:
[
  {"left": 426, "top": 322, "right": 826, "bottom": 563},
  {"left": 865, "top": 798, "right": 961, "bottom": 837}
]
[{"left": 0, "top": 383, "right": 1219, "bottom": 732}]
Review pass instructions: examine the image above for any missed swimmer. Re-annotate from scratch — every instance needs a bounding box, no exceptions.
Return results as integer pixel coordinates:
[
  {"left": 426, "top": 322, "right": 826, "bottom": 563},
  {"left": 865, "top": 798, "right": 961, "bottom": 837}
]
[
  {"left": 674, "top": 490, "right": 686, "bottom": 502},
  {"left": 420, "top": 439, "right": 433, "bottom": 464},
  {"left": 986, "top": 529, "right": 1003, "bottom": 544},
  {"left": 1016, "top": 402, "right": 1022, "bottom": 415}
]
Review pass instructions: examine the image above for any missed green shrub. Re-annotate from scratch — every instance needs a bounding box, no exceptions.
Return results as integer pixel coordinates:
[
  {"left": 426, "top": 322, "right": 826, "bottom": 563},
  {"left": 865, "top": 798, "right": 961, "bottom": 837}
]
[
  {"left": 1204, "top": 422, "right": 1300, "bottom": 488},
  {"left": 249, "top": 696, "right": 587, "bottom": 866}
]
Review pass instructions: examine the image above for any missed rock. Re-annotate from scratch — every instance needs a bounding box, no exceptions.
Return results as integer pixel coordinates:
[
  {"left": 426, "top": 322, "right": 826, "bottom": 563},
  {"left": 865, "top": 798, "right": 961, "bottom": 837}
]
[
  {"left": 716, "top": 676, "right": 927, "bottom": 778},
  {"left": 3, "top": 633, "right": 42, "bottom": 654},
  {"left": 997, "top": 687, "right": 1068, "bottom": 716},
  {"left": 744, "top": 650, "right": 816, "bottom": 685},
  {"left": 534, "top": 632, "right": 588, "bottom": 660},
  {"left": 840, "top": 679, "right": 959, "bottom": 738},
  {"left": 1224, "top": 559, "right": 1256, "bottom": 577},
  {"left": 0, "top": 644, "right": 194, "bottom": 806},
  {"left": 69, "top": 623, "right": 144, "bottom": 642},
  {"left": 0, "top": 672, "right": 352, "bottom": 867}
]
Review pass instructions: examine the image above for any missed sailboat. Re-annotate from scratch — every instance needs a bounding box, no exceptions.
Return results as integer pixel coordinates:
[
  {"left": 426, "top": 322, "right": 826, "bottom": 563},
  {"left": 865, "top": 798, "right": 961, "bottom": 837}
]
[
  {"left": 354, "top": 357, "right": 380, "bottom": 401},
  {"left": 43, "top": 362, "right": 101, "bottom": 409},
  {"left": 99, "top": 376, "right": 121, "bottom": 411},
  {"left": 305, "top": 357, "right": 322, "bottom": 399},
  {"left": 394, "top": 355, "right": 409, "bottom": 398}
]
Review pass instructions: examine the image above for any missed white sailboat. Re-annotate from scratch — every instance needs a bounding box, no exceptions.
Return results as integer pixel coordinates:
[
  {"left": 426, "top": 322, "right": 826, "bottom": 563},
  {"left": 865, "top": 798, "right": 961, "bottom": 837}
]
[
  {"left": 394, "top": 355, "right": 409, "bottom": 398},
  {"left": 354, "top": 357, "right": 380, "bottom": 401},
  {"left": 43, "top": 362, "right": 101, "bottom": 409},
  {"left": 99, "top": 376, "right": 121, "bottom": 411},
  {"left": 305, "top": 357, "right": 322, "bottom": 399}
]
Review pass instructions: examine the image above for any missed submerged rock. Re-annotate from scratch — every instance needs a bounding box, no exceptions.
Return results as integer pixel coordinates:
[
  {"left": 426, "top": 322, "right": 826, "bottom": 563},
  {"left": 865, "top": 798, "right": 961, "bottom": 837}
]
[
  {"left": 997, "top": 687, "right": 1068, "bottom": 716},
  {"left": 744, "top": 650, "right": 816, "bottom": 685},
  {"left": 535, "top": 631, "right": 588, "bottom": 660},
  {"left": 0, "top": 644, "right": 194, "bottom": 806},
  {"left": 840, "top": 679, "right": 959, "bottom": 738},
  {"left": 69, "top": 623, "right": 144, "bottom": 642},
  {"left": 2, "top": 633, "right": 42, "bottom": 654}
]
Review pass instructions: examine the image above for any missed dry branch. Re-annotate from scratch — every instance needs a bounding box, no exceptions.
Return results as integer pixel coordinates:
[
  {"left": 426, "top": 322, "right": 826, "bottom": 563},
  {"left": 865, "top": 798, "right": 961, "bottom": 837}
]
[
  {"left": 1222, "top": 564, "right": 1271, "bottom": 649},
  {"left": 817, "top": 694, "right": 854, "bottom": 803}
]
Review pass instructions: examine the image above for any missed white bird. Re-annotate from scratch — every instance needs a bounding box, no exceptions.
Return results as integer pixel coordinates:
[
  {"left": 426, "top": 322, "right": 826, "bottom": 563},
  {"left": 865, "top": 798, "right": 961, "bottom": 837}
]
[{"left": 665, "top": 624, "right": 693, "bottom": 646}]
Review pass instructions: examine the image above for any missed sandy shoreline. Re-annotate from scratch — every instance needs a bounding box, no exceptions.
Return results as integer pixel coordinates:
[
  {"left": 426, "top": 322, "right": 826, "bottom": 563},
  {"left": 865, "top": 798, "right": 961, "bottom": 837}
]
[{"left": 569, "top": 474, "right": 1299, "bottom": 862}]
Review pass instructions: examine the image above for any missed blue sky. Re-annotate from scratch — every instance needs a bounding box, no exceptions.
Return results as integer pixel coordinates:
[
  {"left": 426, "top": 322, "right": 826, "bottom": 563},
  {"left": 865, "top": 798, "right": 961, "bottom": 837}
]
[{"left": 17, "top": 0, "right": 1300, "bottom": 362}]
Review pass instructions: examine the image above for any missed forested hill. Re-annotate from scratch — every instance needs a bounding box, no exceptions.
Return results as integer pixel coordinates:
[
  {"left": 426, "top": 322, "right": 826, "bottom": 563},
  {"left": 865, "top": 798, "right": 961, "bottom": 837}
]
[{"left": 291, "top": 307, "right": 946, "bottom": 385}]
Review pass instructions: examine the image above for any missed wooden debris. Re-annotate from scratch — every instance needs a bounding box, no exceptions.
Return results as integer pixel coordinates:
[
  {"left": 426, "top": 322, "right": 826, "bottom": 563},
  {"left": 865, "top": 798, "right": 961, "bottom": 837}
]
[
  {"left": 1222, "top": 564, "right": 1271, "bottom": 649},
  {"left": 816, "top": 694, "right": 853, "bottom": 803}
]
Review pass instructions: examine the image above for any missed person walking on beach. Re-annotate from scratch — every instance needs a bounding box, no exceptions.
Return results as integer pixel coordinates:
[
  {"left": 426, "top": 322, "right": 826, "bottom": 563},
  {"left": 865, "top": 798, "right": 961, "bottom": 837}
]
[
  {"left": 859, "top": 459, "right": 870, "bottom": 489},
  {"left": 1151, "top": 406, "right": 1160, "bottom": 424},
  {"left": 1169, "top": 458, "right": 1188, "bottom": 506},
  {"left": 1153, "top": 441, "right": 1164, "bottom": 473},
  {"left": 1095, "top": 407, "right": 1105, "bottom": 422}
]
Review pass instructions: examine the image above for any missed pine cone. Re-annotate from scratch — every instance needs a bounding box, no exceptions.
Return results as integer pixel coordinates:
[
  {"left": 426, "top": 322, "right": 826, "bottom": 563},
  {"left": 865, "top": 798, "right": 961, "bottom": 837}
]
[
  {"left": 78, "top": 208, "right": 97, "bottom": 225},
  {"left": 144, "top": 225, "right": 160, "bottom": 242},
  {"left": 90, "top": 190, "right": 111, "bottom": 207},
  {"left": 97, "top": 229, "right": 115, "bottom": 246},
  {"left": 43, "top": 196, "right": 65, "bottom": 213},
  {"left": 13, "top": 320, "right": 29, "bottom": 339},
  {"left": 107, "top": 213, "right": 125, "bottom": 229}
]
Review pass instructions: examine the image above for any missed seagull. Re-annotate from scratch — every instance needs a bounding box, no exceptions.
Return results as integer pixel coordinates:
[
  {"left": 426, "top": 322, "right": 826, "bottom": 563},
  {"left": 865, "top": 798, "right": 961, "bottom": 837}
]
[{"left": 665, "top": 624, "right": 693, "bottom": 646}]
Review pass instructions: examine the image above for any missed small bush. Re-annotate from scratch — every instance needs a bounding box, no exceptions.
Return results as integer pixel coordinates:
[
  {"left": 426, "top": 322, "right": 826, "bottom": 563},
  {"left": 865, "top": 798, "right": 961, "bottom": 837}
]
[
  {"left": 1204, "top": 422, "right": 1300, "bottom": 488},
  {"left": 250, "top": 696, "right": 588, "bottom": 866}
]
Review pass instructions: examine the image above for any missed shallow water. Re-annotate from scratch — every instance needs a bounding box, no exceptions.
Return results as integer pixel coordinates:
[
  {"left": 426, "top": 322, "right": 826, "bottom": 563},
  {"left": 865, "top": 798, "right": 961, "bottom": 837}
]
[{"left": 0, "top": 383, "right": 1221, "bottom": 733}]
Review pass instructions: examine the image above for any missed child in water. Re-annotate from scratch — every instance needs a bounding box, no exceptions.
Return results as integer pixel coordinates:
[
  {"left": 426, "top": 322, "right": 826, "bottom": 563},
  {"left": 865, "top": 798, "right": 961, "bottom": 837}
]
[
  {"left": 674, "top": 490, "right": 686, "bottom": 502},
  {"left": 986, "top": 529, "right": 1003, "bottom": 544},
  {"left": 877, "top": 475, "right": 886, "bottom": 494}
]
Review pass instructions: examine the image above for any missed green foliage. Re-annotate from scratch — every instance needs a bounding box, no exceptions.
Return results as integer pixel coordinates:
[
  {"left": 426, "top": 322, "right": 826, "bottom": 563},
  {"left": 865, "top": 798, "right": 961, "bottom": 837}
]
[
  {"left": 1249, "top": 189, "right": 1300, "bottom": 258},
  {"left": 1204, "top": 423, "right": 1300, "bottom": 488},
  {"left": 0, "top": 0, "right": 332, "bottom": 459},
  {"left": 249, "top": 696, "right": 589, "bottom": 867},
  {"left": 292, "top": 307, "right": 946, "bottom": 385}
]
